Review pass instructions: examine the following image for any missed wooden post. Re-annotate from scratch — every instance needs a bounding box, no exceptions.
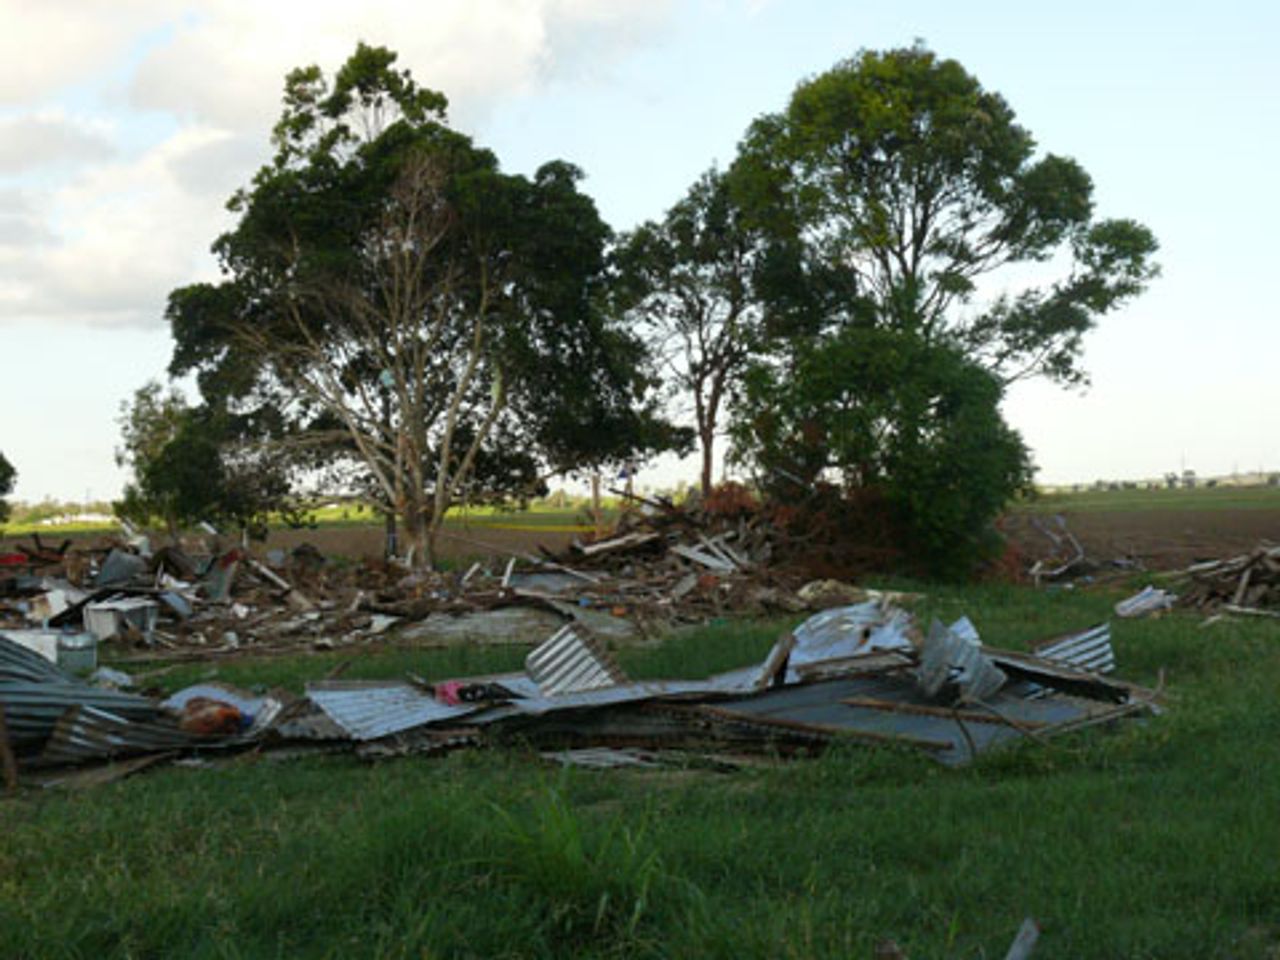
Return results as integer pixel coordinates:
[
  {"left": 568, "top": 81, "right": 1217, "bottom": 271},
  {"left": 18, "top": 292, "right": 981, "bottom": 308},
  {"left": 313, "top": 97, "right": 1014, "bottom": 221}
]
[
  {"left": 591, "top": 472, "right": 603, "bottom": 539},
  {"left": 0, "top": 704, "right": 19, "bottom": 794}
]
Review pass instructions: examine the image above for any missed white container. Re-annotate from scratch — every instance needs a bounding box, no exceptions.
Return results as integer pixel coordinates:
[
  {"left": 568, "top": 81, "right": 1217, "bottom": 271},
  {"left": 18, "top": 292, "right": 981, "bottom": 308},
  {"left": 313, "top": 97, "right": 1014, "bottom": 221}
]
[{"left": 83, "top": 597, "right": 159, "bottom": 643}]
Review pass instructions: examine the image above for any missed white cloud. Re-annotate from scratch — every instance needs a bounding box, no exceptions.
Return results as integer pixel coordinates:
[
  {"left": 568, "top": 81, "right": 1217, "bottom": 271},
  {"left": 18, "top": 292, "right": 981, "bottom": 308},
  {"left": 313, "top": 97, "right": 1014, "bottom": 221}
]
[
  {"left": 0, "top": 113, "right": 116, "bottom": 173},
  {"left": 0, "top": 190, "right": 55, "bottom": 247},
  {"left": 1, "top": 126, "right": 241, "bottom": 326},
  {"left": 0, "top": 0, "right": 169, "bottom": 103},
  {"left": 125, "top": 0, "right": 673, "bottom": 130},
  {"left": 0, "top": 1, "right": 678, "bottom": 330}
]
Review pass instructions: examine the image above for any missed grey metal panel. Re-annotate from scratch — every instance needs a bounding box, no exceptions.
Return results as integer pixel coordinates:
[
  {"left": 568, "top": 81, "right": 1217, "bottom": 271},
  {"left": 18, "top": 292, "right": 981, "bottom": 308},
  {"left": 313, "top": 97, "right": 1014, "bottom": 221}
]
[
  {"left": 0, "top": 634, "right": 69, "bottom": 683},
  {"left": 306, "top": 681, "right": 481, "bottom": 741},
  {"left": 0, "top": 636, "right": 165, "bottom": 749},
  {"left": 780, "top": 603, "right": 915, "bottom": 682},
  {"left": 708, "top": 675, "right": 1101, "bottom": 765},
  {"left": 93, "top": 549, "right": 148, "bottom": 587},
  {"left": 1034, "top": 623, "right": 1115, "bottom": 674},
  {"left": 918, "top": 619, "right": 1006, "bottom": 701},
  {"left": 505, "top": 679, "right": 725, "bottom": 716},
  {"left": 524, "top": 625, "right": 626, "bottom": 697},
  {"left": 0, "top": 683, "right": 163, "bottom": 749},
  {"left": 38, "top": 705, "right": 203, "bottom": 765}
]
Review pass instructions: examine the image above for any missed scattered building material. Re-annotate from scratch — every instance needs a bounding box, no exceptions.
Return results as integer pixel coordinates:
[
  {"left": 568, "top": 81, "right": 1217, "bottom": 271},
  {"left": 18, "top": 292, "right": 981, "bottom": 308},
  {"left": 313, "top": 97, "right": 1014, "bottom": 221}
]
[
  {"left": 1034, "top": 623, "right": 1115, "bottom": 675},
  {"left": 0, "top": 597, "right": 1162, "bottom": 789},
  {"left": 1171, "top": 544, "right": 1280, "bottom": 618},
  {"left": 524, "top": 624, "right": 626, "bottom": 697},
  {"left": 1115, "top": 586, "right": 1176, "bottom": 619}
]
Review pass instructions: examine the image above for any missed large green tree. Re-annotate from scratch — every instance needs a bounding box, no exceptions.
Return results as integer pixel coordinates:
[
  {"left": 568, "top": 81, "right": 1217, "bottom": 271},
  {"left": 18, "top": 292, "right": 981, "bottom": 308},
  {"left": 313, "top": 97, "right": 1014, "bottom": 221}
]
[
  {"left": 733, "top": 44, "right": 1159, "bottom": 385},
  {"left": 613, "top": 169, "right": 768, "bottom": 498},
  {"left": 0, "top": 451, "right": 15, "bottom": 527},
  {"left": 725, "top": 45, "right": 1157, "bottom": 575},
  {"left": 732, "top": 329, "right": 1032, "bottom": 578},
  {"left": 114, "top": 381, "right": 294, "bottom": 538},
  {"left": 168, "top": 44, "right": 673, "bottom": 566}
]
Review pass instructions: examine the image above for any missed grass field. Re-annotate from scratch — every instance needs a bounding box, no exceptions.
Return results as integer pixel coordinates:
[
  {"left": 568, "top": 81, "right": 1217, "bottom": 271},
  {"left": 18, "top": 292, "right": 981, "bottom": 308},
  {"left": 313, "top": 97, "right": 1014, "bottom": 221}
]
[
  {"left": 2, "top": 502, "right": 605, "bottom": 539},
  {"left": 3, "top": 582, "right": 1279, "bottom": 958},
  {"left": 1020, "top": 484, "right": 1280, "bottom": 513}
]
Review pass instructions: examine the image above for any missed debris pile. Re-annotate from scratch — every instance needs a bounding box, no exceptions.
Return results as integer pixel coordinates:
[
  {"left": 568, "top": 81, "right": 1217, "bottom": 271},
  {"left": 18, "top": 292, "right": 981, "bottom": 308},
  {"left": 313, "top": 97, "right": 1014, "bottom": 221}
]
[
  {"left": 0, "top": 507, "right": 906, "bottom": 669},
  {"left": 0, "top": 600, "right": 1162, "bottom": 787},
  {"left": 1173, "top": 544, "right": 1280, "bottom": 618}
]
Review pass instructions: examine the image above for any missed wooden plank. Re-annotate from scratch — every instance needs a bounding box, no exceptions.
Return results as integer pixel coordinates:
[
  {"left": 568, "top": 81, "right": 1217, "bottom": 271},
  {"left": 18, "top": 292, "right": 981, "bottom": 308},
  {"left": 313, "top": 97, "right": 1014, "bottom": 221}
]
[
  {"left": 1231, "top": 566, "right": 1253, "bottom": 606},
  {"left": 670, "top": 543, "right": 735, "bottom": 572},
  {"left": 0, "top": 704, "right": 19, "bottom": 794},
  {"left": 840, "top": 696, "right": 1046, "bottom": 728},
  {"left": 576, "top": 532, "right": 660, "bottom": 557},
  {"left": 1004, "top": 918, "right": 1041, "bottom": 960}
]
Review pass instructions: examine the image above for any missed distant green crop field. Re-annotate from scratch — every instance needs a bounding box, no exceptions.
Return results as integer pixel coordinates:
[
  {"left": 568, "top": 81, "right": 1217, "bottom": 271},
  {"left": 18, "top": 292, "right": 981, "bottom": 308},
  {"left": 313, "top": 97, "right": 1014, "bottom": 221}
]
[
  {"left": 308, "top": 502, "right": 607, "bottom": 532},
  {"left": 1018, "top": 484, "right": 1280, "bottom": 513},
  {"left": 2, "top": 518, "right": 118, "bottom": 537}
]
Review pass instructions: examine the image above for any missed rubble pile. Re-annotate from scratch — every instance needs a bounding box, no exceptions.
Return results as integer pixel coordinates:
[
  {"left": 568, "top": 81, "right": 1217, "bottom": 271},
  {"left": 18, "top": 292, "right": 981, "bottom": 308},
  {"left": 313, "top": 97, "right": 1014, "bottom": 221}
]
[
  {"left": 1173, "top": 544, "right": 1280, "bottom": 618},
  {"left": 0, "top": 599, "right": 1161, "bottom": 787},
  {"left": 0, "top": 499, "right": 888, "bottom": 669}
]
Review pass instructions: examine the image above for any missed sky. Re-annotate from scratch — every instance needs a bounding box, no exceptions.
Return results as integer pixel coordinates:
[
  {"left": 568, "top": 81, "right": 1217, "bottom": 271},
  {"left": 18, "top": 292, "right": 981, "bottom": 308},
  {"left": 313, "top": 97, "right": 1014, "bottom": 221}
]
[{"left": 1, "top": 0, "right": 1276, "bottom": 502}]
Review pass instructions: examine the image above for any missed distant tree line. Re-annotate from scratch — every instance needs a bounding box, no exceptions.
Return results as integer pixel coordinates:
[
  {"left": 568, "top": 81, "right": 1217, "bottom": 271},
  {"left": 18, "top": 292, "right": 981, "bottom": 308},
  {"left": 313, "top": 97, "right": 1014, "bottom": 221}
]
[{"left": 117, "top": 42, "right": 1158, "bottom": 577}]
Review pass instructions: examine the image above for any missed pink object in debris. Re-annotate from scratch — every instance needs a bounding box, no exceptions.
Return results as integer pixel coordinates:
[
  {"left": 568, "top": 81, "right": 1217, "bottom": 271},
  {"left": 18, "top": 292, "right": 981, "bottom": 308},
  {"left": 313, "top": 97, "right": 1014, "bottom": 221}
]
[{"left": 435, "top": 680, "right": 464, "bottom": 706}]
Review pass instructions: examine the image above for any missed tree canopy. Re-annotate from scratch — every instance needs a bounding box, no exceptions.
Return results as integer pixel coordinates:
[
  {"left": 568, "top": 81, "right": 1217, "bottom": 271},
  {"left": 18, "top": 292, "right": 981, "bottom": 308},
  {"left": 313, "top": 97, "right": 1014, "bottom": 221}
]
[
  {"left": 613, "top": 168, "right": 769, "bottom": 496},
  {"left": 167, "top": 43, "right": 677, "bottom": 564},
  {"left": 0, "top": 451, "right": 15, "bottom": 526},
  {"left": 732, "top": 329, "right": 1032, "bottom": 577},
  {"left": 733, "top": 44, "right": 1159, "bottom": 386},
  {"left": 115, "top": 381, "right": 295, "bottom": 538}
]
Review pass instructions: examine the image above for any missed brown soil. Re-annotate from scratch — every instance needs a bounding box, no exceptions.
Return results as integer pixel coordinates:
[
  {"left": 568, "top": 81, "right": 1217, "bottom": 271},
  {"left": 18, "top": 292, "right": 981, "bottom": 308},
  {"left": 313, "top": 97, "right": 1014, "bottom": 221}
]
[
  {"left": 1001, "top": 509, "right": 1280, "bottom": 571},
  {"left": 8, "top": 509, "right": 1278, "bottom": 576},
  {"left": 261, "top": 521, "right": 578, "bottom": 566}
]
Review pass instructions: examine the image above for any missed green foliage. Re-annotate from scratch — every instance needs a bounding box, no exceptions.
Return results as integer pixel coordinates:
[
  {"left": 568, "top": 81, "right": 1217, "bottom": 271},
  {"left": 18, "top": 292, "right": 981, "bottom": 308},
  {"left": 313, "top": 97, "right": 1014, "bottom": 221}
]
[
  {"left": 716, "top": 43, "right": 1157, "bottom": 577},
  {"left": 492, "top": 784, "right": 671, "bottom": 943},
  {"left": 114, "top": 380, "right": 188, "bottom": 531},
  {"left": 0, "top": 450, "right": 14, "bottom": 526},
  {"left": 168, "top": 44, "right": 677, "bottom": 564},
  {"left": 115, "top": 382, "right": 297, "bottom": 538},
  {"left": 734, "top": 329, "right": 1032, "bottom": 578},
  {"left": 732, "top": 43, "right": 1160, "bottom": 386},
  {"left": 613, "top": 168, "right": 763, "bottom": 493}
]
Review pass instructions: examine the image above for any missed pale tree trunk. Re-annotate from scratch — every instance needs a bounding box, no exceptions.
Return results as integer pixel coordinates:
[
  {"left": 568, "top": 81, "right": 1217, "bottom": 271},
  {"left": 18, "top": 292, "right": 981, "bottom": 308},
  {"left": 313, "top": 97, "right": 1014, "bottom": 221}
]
[
  {"left": 700, "top": 429, "right": 715, "bottom": 500},
  {"left": 591, "top": 472, "right": 603, "bottom": 537},
  {"left": 697, "top": 375, "right": 725, "bottom": 499},
  {"left": 400, "top": 488, "right": 433, "bottom": 570}
]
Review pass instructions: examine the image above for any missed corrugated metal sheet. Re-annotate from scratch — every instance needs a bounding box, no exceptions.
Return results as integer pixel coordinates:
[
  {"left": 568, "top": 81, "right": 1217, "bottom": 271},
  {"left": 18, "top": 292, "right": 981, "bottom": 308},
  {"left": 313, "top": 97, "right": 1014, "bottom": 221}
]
[
  {"left": 703, "top": 673, "right": 1115, "bottom": 764},
  {"left": 524, "top": 625, "right": 626, "bottom": 697},
  {"left": 786, "top": 602, "right": 915, "bottom": 672},
  {"left": 1114, "top": 587, "right": 1175, "bottom": 618},
  {"left": 917, "top": 620, "right": 1006, "bottom": 702},
  {"left": 306, "top": 681, "right": 482, "bottom": 741},
  {"left": 0, "top": 634, "right": 68, "bottom": 683},
  {"left": 37, "top": 705, "right": 203, "bottom": 765},
  {"left": 0, "top": 635, "right": 164, "bottom": 750},
  {"left": 1033, "top": 623, "right": 1115, "bottom": 675}
]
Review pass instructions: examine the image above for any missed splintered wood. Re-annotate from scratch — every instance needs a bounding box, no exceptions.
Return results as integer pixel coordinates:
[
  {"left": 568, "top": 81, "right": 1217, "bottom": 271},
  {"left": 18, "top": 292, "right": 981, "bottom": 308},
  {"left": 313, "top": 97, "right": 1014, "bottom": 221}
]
[{"left": 1177, "top": 544, "right": 1280, "bottom": 617}]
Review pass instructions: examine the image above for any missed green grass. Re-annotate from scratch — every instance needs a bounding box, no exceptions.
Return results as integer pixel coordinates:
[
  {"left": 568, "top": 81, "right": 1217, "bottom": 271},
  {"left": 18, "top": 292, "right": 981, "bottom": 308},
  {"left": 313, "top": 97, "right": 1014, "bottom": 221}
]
[
  {"left": 121, "top": 616, "right": 794, "bottom": 697},
  {"left": 1, "top": 503, "right": 607, "bottom": 541},
  {"left": 3, "top": 586, "right": 1280, "bottom": 958},
  {"left": 2, "top": 518, "right": 118, "bottom": 537},
  {"left": 302, "top": 502, "right": 609, "bottom": 532},
  {"left": 1018, "top": 483, "right": 1280, "bottom": 513}
]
